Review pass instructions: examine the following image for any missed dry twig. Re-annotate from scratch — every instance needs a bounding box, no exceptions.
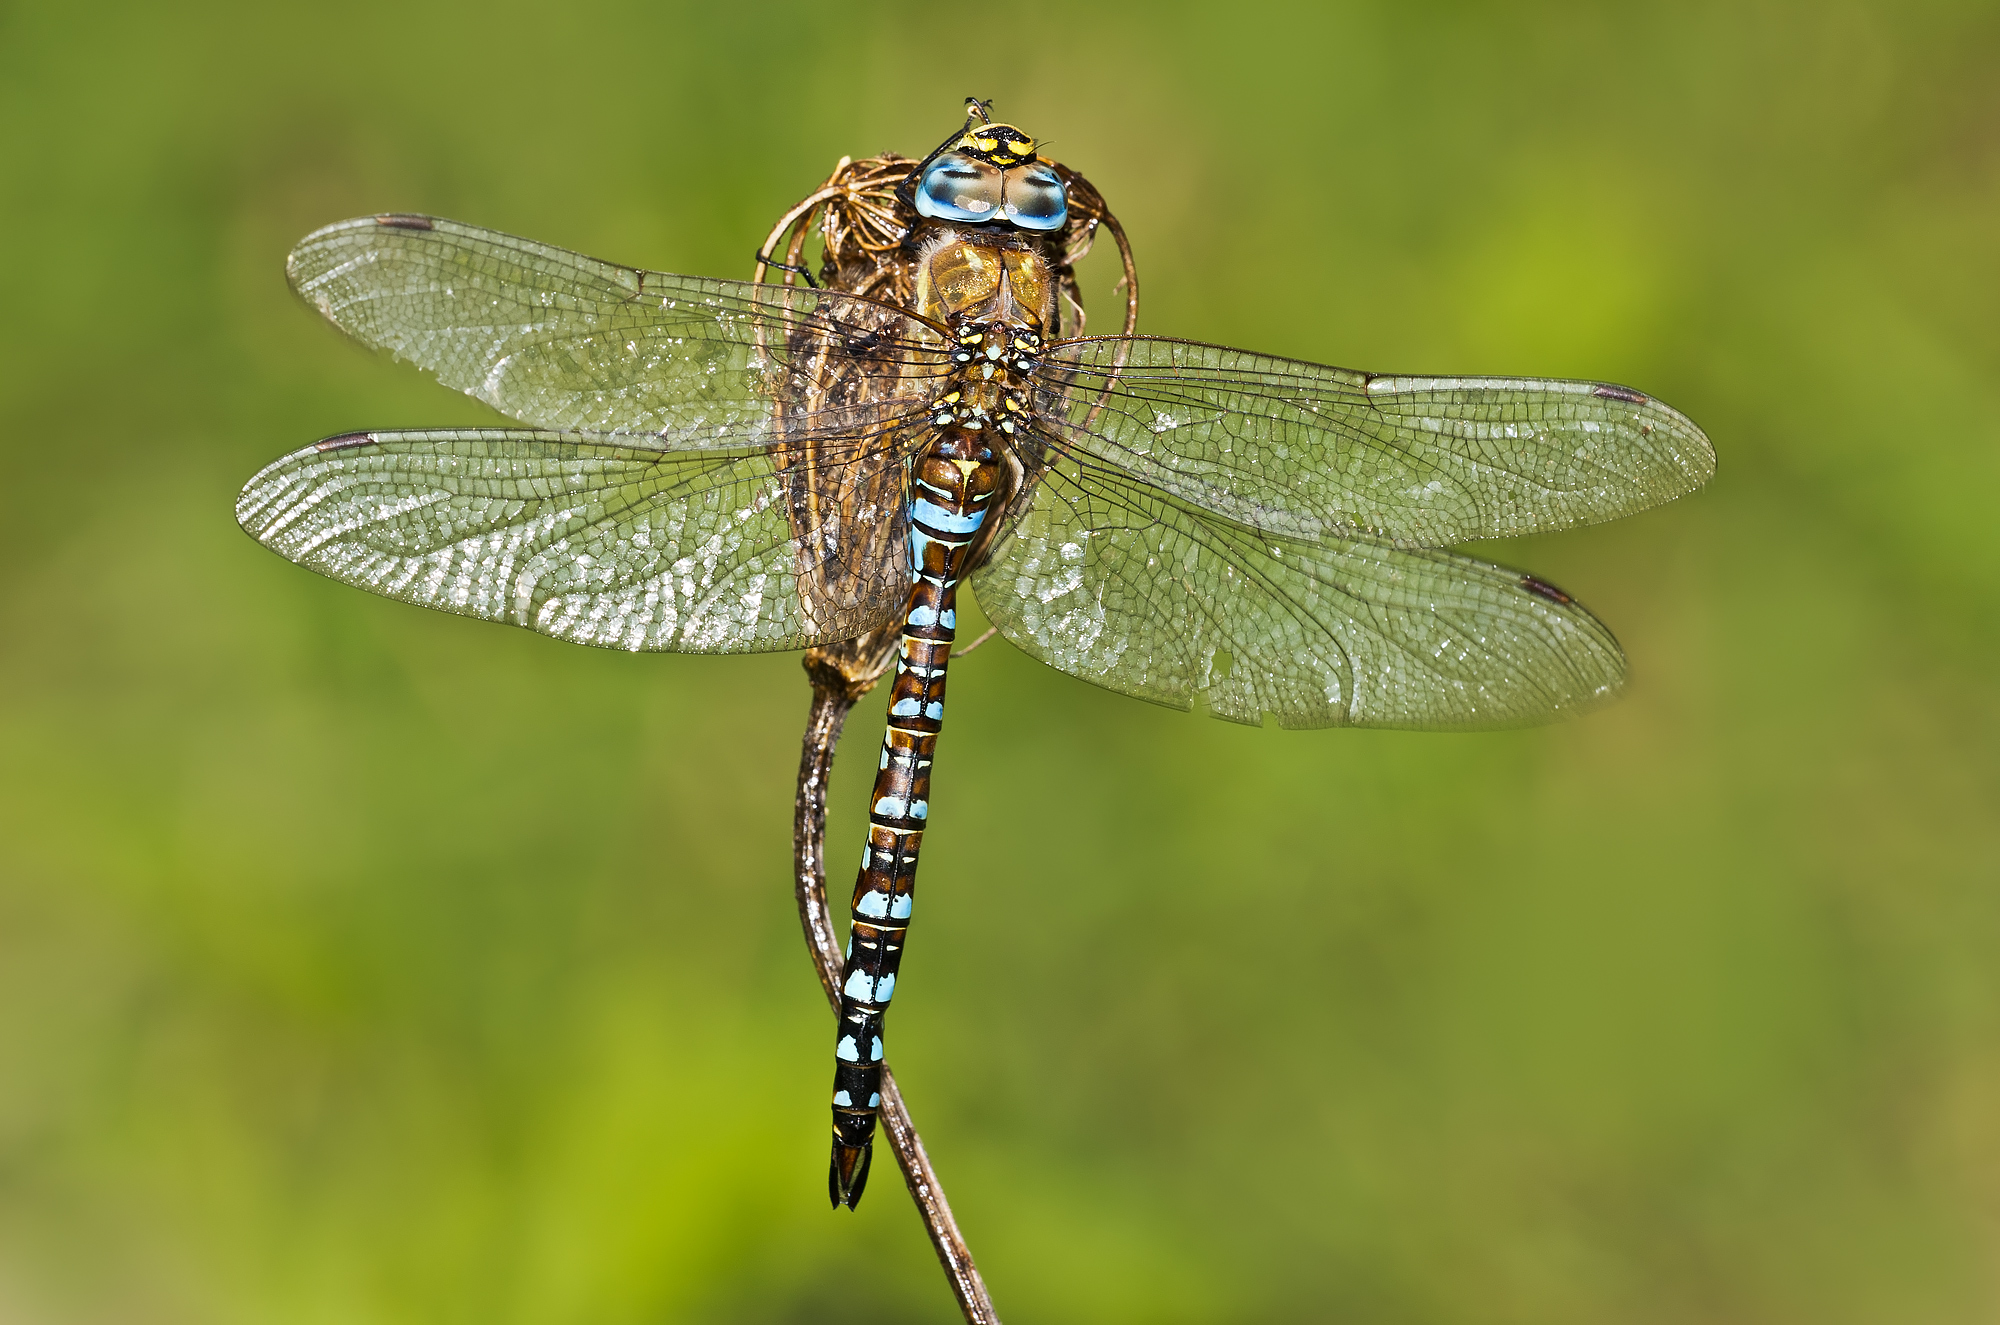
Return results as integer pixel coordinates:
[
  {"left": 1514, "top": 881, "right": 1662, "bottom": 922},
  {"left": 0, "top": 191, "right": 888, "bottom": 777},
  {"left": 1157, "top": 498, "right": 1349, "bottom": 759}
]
[{"left": 794, "top": 679, "right": 999, "bottom": 1324}]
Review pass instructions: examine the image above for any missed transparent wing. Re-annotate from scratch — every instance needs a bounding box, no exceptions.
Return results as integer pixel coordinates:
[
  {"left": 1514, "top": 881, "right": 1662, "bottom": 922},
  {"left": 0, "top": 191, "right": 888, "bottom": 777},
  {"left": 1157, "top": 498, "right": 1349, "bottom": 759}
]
[
  {"left": 1041, "top": 337, "right": 1714, "bottom": 546},
  {"left": 287, "top": 214, "right": 944, "bottom": 438},
  {"left": 237, "top": 427, "right": 916, "bottom": 653},
  {"left": 969, "top": 448, "right": 1625, "bottom": 730}
]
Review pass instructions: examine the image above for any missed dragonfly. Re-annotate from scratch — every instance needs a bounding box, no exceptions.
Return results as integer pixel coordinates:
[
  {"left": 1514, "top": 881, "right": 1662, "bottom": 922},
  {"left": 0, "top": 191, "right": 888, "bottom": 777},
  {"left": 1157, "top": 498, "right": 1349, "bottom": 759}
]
[{"left": 237, "top": 102, "right": 1714, "bottom": 1211}]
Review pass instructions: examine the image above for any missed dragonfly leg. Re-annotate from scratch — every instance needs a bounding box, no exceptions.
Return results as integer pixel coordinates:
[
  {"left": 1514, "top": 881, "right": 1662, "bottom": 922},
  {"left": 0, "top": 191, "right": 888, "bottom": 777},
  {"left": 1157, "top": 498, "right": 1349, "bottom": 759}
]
[{"left": 750, "top": 248, "right": 818, "bottom": 288}]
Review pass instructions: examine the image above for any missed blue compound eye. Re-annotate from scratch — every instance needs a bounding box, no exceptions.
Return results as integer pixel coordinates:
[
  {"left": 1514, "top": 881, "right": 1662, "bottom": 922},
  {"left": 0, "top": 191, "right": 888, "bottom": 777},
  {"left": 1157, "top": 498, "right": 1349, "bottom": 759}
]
[
  {"left": 1002, "top": 163, "right": 1068, "bottom": 232},
  {"left": 915, "top": 153, "right": 1005, "bottom": 224}
]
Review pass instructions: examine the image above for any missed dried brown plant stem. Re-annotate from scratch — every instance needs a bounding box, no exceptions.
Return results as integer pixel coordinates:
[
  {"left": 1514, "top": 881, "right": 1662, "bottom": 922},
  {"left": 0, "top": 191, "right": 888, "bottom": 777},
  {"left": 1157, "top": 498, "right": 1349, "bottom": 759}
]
[{"left": 794, "top": 671, "right": 1000, "bottom": 1325}]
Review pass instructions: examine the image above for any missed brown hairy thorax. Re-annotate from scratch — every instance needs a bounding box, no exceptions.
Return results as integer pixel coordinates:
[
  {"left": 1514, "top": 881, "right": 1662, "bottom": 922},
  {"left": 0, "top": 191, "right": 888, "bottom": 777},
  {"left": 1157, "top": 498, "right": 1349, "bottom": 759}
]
[{"left": 755, "top": 145, "right": 1139, "bottom": 700}]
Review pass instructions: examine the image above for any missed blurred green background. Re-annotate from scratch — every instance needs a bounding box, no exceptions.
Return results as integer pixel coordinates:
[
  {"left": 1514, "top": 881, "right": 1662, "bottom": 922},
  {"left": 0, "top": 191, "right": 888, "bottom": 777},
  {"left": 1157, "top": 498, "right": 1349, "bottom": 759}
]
[{"left": 3, "top": 1, "right": 1997, "bottom": 1320}]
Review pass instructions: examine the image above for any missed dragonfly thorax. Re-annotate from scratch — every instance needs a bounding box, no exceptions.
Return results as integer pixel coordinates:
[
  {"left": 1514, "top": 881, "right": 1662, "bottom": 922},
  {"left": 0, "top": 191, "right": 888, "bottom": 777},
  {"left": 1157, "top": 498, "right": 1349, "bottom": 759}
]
[
  {"left": 928, "top": 376, "right": 1028, "bottom": 436},
  {"left": 948, "top": 320, "right": 1041, "bottom": 375},
  {"left": 913, "top": 234, "right": 1056, "bottom": 333}
]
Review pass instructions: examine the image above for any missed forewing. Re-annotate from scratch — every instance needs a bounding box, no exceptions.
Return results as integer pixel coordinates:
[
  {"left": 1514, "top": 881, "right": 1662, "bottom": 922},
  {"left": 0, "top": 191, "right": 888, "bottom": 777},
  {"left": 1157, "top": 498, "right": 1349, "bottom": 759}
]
[
  {"left": 969, "top": 451, "right": 1625, "bottom": 730},
  {"left": 1043, "top": 337, "right": 1713, "bottom": 546},
  {"left": 238, "top": 428, "right": 914, "bottom": 653},
  {"left": 287, "top": 215, "right": 942, "bottom": 437}
]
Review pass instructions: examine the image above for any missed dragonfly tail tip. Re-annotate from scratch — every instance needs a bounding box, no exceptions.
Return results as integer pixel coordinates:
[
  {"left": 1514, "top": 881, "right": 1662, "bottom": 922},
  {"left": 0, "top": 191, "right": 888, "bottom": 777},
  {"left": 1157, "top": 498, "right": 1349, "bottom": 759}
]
[{"left": 829, "top": 1140, "right": 872, "bottom": 1209}]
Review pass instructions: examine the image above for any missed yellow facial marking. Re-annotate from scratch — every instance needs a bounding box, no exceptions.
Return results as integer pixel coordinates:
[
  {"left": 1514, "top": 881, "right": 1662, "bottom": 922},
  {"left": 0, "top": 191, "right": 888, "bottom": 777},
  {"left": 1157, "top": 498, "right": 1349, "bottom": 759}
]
[{"left": 951, "top": 122, "right": 1037, "bottom": 166}]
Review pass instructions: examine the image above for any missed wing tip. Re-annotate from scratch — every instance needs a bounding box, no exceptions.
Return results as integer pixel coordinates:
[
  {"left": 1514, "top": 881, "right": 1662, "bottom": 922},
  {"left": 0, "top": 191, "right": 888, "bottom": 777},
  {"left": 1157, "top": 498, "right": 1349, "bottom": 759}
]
[
  {"left": 285, "top": 213, "right": 442, "bottom": 283},
  {"left": 1592, "top": 381, "right": 1719, "bottom": 495}
]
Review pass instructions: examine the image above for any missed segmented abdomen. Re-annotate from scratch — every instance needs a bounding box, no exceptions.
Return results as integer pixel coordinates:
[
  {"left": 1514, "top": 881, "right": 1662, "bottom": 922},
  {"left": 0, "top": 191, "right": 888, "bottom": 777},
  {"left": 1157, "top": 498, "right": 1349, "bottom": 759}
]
[{"left": 827, "top": 428, "right": 997, "bottom": 1208}]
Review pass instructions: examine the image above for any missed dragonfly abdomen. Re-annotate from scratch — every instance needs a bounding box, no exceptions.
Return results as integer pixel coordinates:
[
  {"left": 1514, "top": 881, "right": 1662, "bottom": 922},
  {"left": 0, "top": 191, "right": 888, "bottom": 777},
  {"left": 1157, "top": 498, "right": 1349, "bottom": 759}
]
[{"left": 828, "top": 426, "right": 999, "bottom": 1210}]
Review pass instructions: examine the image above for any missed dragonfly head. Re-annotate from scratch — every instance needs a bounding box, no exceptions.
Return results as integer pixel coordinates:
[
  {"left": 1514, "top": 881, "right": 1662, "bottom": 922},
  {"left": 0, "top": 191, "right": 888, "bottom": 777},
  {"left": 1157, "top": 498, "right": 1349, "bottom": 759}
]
[{"left": 912, "top": 103, "right": 1068, "bottom": 233}]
